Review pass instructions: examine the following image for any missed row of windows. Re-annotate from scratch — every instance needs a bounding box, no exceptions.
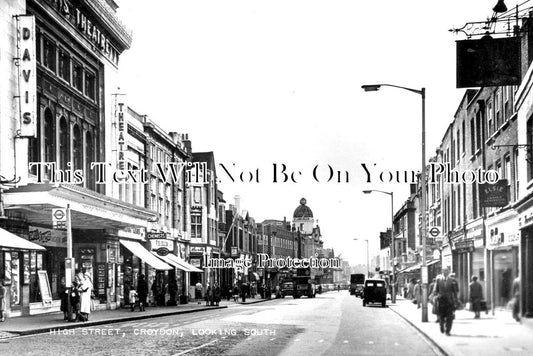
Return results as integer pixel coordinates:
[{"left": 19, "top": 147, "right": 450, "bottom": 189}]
[
  {"left": 28, "top": 107, "right": 96, "bottom": 190},
  {"left": 37, "top": 31, "right": 98, "bottom": 101}
]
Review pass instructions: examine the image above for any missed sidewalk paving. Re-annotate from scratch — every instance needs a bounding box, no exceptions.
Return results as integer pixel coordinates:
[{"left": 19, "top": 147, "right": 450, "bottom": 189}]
[
  {"left": 0, "top": 297, "right": 270, "bottom": 338},
  {"left": 389, "top": 296, "right": 533, "bottom": 356}
]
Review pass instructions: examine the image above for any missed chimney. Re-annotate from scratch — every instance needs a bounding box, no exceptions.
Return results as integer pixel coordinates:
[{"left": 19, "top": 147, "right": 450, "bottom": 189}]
[
  {"left": 234, "top": 195, "right": 241, "bottom": 215},
  {"left": 182, "top": 133, "right": 192, "bottom": 154}
]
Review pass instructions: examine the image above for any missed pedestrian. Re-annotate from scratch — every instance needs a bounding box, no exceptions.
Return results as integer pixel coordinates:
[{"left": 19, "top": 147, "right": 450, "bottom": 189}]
[
  {"left": 337, "top": 284, "right": 340, "bottom": 292},
  {"left": 413, "top": 280, "right": 421, "bottom": 309},
  {"left": 129, "top": 287, "right": 138, "bottom": 312},
  {"left": 240, "top": 283, "right": 246, "bottom": 303},
  {"left": 78, "top": 272, "right": 93, "bottom": 322},
  {"left": 137, "top": 274, "right": 148, "bottom": 311},
  {"left": 0, "top": 280, "right": 7, "bottom": 322},
  {"left": 59, "top": 277, "right": 69, "bottom": 321},
  {"left": 71, "top": 271, "right": 83, "bottom": 322},
  {"left": 435, "top": 267, "right": 459, "bottom": 336},
  {"left": 408, "top": 278, "right": 416, "bottom": 299},
  {"left": 428, "top": 278, "right": 439, "bottom": 322},
  {"left": 511, "top": 275, "right": 520, "bottom": 322},
  {"left": 232, "top": 284, "right": 239, "bottom": 302},
  {"left": 469, "top": 275, "right": 483, "bottom": 319},
  {"left": 195, "top": 281, "right": 203, "bottom": 304},
  {"left": 214, "top": 283, "right": 221, "bottom": 306},
  {"left": 206, "top": 284, "right": 212, "bottom": 306}
]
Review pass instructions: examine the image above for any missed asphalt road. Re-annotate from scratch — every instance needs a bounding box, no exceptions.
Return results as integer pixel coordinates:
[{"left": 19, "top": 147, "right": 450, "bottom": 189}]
[{"left": 0, "top": 292, "right": 441, "bottom": 356}]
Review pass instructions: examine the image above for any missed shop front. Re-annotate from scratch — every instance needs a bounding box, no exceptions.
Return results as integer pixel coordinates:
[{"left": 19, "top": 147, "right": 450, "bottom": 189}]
[
  {"left": 517, "top": 200, "right": 533, "bottom": 318},
  {"left": 2, "top": 183, "right": 159, "bottom": 314},
  {"left": 0, "top": 226, "right": 46, "bottom": 317},
  {"left": 486, "top": 210, "right": 519, "bottom": 310}
]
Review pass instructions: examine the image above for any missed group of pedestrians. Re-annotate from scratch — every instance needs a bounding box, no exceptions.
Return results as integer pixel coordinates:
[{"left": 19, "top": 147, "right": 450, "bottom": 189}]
[
  {"left": 414, "top": 266, "right": 523, "bottom": 337},
  {"left": 59, "top": 269, "right": 93, "bottom": 322}
]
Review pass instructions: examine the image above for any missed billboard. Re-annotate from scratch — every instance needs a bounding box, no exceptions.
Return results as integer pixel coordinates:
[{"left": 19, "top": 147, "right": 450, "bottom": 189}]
[
  {"left": 456, "top": 37, "right": 521, "bottom": 88},
  {"left": 17, "top": 15, "right": 37, "bottom": 137}
]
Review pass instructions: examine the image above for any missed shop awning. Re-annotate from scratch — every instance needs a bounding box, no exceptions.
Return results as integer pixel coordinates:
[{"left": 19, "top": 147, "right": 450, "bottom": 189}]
[
  {"left": 400, "top": 259, "right": 440, "bottom": 273},
  {"left": 0, "top": 227, "right": 46, "bottom": 250},
  {"left": 120, "top": 240, "right": 172, "bottom": 270},
  {"left": 151, "top": 252, "right": 203, "bottom": 273},
  {"left": 3, "top": 183, "right": 157, "bottom": 230}
]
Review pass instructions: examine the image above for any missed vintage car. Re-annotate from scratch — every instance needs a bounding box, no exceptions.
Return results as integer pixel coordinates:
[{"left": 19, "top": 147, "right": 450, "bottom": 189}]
[{"left": 362, "top": 278, "right": 387, "bottom": 307}]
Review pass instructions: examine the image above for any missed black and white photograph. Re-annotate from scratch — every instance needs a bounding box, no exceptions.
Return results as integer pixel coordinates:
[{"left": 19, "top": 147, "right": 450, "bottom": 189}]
[{"left": 0, "top": 0, "right": 532, "bottom": 355}]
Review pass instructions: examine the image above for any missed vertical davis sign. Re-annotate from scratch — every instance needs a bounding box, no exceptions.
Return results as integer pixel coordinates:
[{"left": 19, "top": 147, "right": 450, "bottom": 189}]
[{"left": 17, "top": 16, "right": 37, "bottom": 137}]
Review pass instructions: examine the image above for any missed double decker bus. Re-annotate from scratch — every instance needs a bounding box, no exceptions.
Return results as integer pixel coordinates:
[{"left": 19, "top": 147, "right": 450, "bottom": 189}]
[
  {"left": 350, "top": 273, "right": 365, "bottom": 297},
  {"left": 293, "top": 267, "right": 317, "bottom": 298}
]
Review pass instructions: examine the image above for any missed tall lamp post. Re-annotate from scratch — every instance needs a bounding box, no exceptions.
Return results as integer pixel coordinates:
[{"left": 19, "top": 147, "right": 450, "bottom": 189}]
[
  {"left": 362, "top": 189, "right": 395, "bottom": 304},
  {"left": 362, "top": 83, "right": 427, "bottom": 322},
  {"left": 353, "top": 238, "right": 369, "bottom": 278}
]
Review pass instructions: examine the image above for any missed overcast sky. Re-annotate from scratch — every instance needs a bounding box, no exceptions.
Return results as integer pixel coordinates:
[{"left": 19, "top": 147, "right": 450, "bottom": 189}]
[{"left": 115, "top": 0, "right": 512, "bottom": 266}]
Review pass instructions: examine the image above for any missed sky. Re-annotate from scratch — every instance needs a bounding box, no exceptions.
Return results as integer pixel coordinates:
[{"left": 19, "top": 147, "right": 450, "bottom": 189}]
[{"left": 114, "top": 0, "right": 513, "bottom": 266}]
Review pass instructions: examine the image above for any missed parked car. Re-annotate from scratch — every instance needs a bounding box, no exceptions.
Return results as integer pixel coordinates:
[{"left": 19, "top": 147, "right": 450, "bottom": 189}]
[{"left": 362, "top": 278, "right": 387, "bottom": 307}]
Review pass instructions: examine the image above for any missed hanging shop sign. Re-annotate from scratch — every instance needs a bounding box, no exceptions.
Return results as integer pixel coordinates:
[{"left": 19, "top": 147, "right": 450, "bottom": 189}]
[
  {"left": 456, "top": 37, "right": 521, "bottom": 88},
  {"left": 479, "top": 180, "right": 509, "bottom": 207},
  {"left": 16, "top": 15, "right": 37, "bottom": 137},
  {"left": 146, "top": 231, "right": 167, "bottom": 240}
]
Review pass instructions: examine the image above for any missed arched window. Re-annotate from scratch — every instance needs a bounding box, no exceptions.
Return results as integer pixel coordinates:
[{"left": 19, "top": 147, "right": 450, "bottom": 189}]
[
  {"left": 86, "top": 131, "right": 94, "bottom": 190},
  {"left": 72, "top": 124, "right": 82, "bottom": 171},
  {"left": 44, "top": 108, "right": 55, "bottom": 163},
  {"left": 59, "top": 117, "right": 69, "bottom": 171}
]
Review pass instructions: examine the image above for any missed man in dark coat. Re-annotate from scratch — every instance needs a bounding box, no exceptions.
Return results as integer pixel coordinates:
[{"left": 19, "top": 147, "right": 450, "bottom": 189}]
[
  {"left": 137, "top": 274, "right": 149, "bottom": 311},
  {"left": 435, "top": 267, "right": 459, "bottom": 336},
  {"left": 469, "top": 275, "right": 483, "bottom": 319}
]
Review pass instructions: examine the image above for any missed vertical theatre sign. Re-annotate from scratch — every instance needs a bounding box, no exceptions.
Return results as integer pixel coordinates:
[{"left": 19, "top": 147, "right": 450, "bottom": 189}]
[
  {"left": 116, "top": 98, "right": 126, "bottom": 170},
  {"left": 17, "top": 15, "right": 37, "bottom": 137}
]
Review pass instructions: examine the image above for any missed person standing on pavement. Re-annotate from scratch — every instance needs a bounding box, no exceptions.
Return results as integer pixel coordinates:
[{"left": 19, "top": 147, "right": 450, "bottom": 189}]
[
  {"left": 512, "top": 275, "right": 521, "bottom": 322},
  {"left": 414, "top": 280, "right": 422, "bottom": 309},
  {"left": 0, "top": 280, "right": 7, "bottom": 322},
  {"left": 435, "top": 267, "right": 459, "bottom": 336},
  {"left": 214, "top": 283, "right": 221, "bottom": 306},
  {"left": 195, "top": 281, "right": 203, "bottom": 304},
  {"left": 469, "top": 275, "right": 483, "bottom": 319},
  {"left": 137, "top": 274, "right": 148, "bottom": 311},
  {"left": 78, "top": 272, "right": 93, "bottom": 322},
  {"left": 59, "top": 277, "right": 69, "bottom": 321}
]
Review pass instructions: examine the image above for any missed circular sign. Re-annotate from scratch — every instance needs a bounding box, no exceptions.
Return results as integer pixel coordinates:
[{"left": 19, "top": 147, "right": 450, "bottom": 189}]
[
  {"left": 53, "top": 209, "right": 65, "bottom": 221},
  {"left": 429, "top": 227, "right": 440, "bottom": 237},
  {"left": 155, "top": 247, "right": 169, "bottom": 256}
]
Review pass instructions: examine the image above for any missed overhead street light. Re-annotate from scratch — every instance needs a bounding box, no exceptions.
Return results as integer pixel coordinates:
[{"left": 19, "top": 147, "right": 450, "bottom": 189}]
[
  {"left": 362, "top": 83, "right": 427, "bottom": 322},
  {"left": 362, "top": 189, "right": 395, "bottom": 304}
]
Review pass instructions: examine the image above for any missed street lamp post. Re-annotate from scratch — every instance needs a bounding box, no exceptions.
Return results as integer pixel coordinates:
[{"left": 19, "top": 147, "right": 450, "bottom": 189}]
[
  {"left": 362, "top": 83, "right": 427, "bottom": 322},
  {"left": 363, "top": 189, "right": 395, "bottom": 303},
  {"left": 353, "top": 238, "right": 369, "bottom": 277}
]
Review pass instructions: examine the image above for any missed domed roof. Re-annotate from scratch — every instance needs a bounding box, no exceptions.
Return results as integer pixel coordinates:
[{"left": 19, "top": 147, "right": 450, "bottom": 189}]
[{"left": 293, "top": 198, "right": 313, "bottom": 218}]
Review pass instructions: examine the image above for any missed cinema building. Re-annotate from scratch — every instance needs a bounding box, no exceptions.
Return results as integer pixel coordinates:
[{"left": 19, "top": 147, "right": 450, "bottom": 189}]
[{"left": 0, "top": 0, "right": 168, "bottom": 316}]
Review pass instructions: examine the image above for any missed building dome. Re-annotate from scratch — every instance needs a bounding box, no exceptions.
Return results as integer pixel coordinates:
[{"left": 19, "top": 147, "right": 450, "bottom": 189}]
[{"left": 293, "top": 198, "right": 313, "bottom": 219}]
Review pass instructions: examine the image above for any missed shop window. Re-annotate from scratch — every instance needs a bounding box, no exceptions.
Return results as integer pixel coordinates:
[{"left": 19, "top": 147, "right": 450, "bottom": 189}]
[
  {"left": 59, "top": 117, "right": 70, "bottom": 171},
  {"left": 73, "top": 61, "right": 83, "bottom": 92},
  {"left": 36, "top": 30, "right": 41, "bottom": 64},
  {"left": 85, "top": 71, "right": 96, "bottom": 100},
  {"left": 58, "top": 49, "right": 70, "bottom": 82},
  {"left": 72, "top": 124, "right": 82, "bottom": 171},
  {"left": 43, "top": 36, "right": 56, "bottom": 72}
]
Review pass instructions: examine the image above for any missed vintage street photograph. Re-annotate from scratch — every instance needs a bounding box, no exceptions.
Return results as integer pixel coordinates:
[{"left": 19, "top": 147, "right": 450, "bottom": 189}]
[{"left": 0, "top": 0, "right": 532, "bottom": 355}]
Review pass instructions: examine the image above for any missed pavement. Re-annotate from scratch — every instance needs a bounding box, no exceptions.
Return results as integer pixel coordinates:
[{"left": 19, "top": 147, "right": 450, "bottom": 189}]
[
  {"left": 389, "top": 295, "right": 533, "bottom": 356},
  {"left": 0, "top": 296, "right": 270, "bottom": 338}
]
